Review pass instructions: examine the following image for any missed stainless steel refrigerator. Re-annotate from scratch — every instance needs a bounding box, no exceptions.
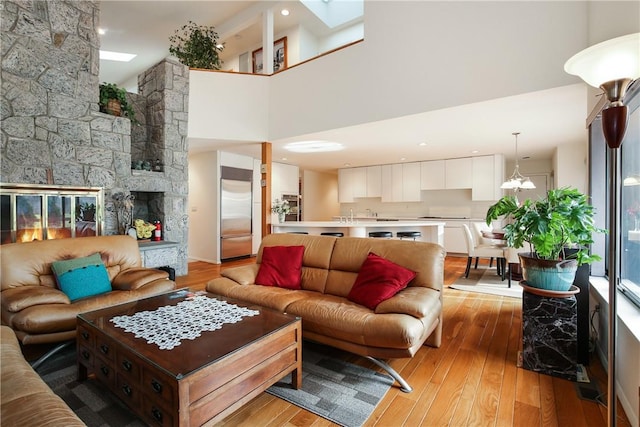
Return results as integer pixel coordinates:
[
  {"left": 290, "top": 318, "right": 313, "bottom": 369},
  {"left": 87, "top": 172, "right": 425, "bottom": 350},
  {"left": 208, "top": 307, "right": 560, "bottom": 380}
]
[{"left": 220, "top": 166, "right": 252, "bottom": 260}]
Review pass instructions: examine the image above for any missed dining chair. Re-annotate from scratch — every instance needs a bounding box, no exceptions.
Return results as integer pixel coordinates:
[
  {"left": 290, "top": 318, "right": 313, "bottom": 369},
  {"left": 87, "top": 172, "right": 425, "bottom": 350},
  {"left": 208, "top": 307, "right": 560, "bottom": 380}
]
[{"left": 462, "top": 223, "right": 506, "bottom": 278}]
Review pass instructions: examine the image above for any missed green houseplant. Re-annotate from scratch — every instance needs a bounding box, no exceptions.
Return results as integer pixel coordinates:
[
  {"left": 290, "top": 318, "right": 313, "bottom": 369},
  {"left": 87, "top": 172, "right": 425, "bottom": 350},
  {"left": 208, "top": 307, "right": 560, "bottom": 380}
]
[
  {"left": 99, "top": 83, "right": 137, "bottom": 123},
  {"left": 169, "top": 21, "right": 223, "bottom": 70},
  {"left": 485, "top": 187, "right": 605, "bottom": 291}
]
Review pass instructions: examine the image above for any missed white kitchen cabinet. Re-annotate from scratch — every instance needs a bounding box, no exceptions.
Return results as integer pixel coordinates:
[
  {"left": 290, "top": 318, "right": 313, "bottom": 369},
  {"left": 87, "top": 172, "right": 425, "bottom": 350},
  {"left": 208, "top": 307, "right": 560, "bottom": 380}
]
[
  {"left": 273, "top": 162, "right": 299, "bottom": 199},
  {"left": 445, "top": 158, "right": 473, "bottom": 189},
  {"left": 381, "top": 163, "right": 421, "bottom": 202},
  {"left": 402, "top": 162, "right": 421, "bottom": 201},
  {"left": 338, "top": 166, "right": 378, "bottom": 202},
  {"left": 420, "top": 160, "right": 445, "bottom": 190},
  {"left": 366, "top": 166, "right": 382, "bottom": 197},
  {"left": 472, "top": 154, "right": 504, "bottom": 201},
  {"left": 381, "top": 164, "right": 401, "bottom": 202}
]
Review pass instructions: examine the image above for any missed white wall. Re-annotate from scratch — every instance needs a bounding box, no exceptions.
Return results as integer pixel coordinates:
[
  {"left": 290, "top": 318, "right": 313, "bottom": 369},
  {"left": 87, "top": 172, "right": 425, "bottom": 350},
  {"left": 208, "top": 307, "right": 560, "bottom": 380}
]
[
  {"left": 268, "top": 2, "right": 590, "bottom": 142},
  {"left": 553, "top": 142, "right": 588, "bottom": 193},
  {"left": 188, "top": 151, "right": 220, "bottom": 263},
  {"left": 188, "top": 70, "right": 268, "bottom": 142},
  {"left": 301, "top": 170, "right": 340, "bottom": 221}
]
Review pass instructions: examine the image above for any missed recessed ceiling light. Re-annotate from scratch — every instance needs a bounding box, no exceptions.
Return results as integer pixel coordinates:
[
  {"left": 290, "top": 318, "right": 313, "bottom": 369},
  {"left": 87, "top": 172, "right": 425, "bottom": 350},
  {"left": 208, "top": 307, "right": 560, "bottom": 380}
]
[
  {"left": 281, "top": 9, "right": 290, "bottom": 16},
  {"left": 471, "top": 150, "right": 479, "bottom": 154},
  {"left": 284, "top": 141, "right": 344, "bottom": 153},
  {"left": 400, "top": 157, "right": 406, "bottom": 161},
  {"left": 344, "top": 163, "right": 351, "bottom": 167},
  {"left": 97, "top": 27, "right": 106, "bottom": 35},
  {"left": 281, "top": 157, "right": 288, "bottom": 161},
  {"left": 100, "top": 50, "right": 136, "bottom": 62},
  {"left": 418, "top": 142, "right": 427, "bottom": 146}
]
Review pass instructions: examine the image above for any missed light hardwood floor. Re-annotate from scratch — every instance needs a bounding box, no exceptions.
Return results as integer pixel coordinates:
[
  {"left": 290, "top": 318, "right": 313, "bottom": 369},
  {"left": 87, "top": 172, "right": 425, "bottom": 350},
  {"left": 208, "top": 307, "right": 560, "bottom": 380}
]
[{"left": 178, "top": 256, "right": 631, "bottom": 427}]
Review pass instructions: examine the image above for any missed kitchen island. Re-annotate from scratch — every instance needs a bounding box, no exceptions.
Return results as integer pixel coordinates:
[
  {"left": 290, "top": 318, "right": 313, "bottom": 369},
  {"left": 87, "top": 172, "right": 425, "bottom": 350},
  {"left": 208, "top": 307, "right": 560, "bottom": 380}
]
[{"left": 272, "top": 221, "right": 445, "bottom": 246}]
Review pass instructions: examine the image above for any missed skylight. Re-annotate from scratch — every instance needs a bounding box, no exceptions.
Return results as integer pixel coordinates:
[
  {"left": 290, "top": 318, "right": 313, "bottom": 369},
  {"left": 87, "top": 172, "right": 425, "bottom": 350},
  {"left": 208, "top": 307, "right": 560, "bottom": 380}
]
[{"left": 100, "top": 50, "right": 137, "bottom": 62}]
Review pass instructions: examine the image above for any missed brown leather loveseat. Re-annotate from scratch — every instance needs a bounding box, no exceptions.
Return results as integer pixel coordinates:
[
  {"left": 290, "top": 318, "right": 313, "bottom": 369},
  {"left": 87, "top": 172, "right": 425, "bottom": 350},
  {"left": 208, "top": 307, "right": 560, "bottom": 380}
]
[
  {"left": 1, "top": 235, "right": 176, "bottom": 366},
  {"left": 207, "top": 233, "right": 445, "bottom": 392}
]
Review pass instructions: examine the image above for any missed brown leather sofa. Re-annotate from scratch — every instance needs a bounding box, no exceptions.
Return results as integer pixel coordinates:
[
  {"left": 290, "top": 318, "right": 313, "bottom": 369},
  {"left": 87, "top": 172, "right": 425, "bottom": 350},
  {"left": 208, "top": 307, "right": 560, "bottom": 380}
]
[
  {"left": 1, "top": 325, "right": 84, "bottom": 426},
  {"left": 206, "top": 233, "right": 445, "bottom": 392},
  {"left": 1, "top": 235, "right": 176, "bottom": 364}
]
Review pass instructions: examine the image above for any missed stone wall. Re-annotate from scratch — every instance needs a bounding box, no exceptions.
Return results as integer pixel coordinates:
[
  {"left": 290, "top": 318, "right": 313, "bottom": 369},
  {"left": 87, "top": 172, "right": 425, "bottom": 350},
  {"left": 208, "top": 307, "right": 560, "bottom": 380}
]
[{"left": 1, "top": 0, "right": 189, "bottom": 275}]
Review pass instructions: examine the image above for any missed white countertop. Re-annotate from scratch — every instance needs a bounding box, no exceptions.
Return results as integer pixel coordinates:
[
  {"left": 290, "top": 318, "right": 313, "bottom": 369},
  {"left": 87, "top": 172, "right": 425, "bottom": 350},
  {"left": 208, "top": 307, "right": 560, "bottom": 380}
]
[{"left": 273, "top": 221, "right": 445, "bottom": 227}]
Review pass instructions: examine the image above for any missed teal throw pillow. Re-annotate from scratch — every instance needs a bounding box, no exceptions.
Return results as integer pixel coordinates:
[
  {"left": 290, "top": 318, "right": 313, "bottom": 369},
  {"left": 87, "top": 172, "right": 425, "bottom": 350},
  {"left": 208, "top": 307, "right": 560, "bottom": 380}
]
[{"left": 51, "top": 253, "right": 112, "bottom": 302}]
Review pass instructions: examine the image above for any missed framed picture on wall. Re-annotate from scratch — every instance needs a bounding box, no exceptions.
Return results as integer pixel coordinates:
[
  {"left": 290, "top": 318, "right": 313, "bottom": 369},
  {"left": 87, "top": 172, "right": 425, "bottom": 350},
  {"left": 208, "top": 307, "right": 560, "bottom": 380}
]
[{"left": 252, "top": 37, "right": 287, "bottom": 74}]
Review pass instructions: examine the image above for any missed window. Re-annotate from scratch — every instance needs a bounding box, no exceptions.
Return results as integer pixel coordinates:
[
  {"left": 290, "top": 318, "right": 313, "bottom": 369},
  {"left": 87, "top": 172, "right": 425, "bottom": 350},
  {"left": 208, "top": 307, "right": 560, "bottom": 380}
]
[
  {"left": 620, "top": 85, "right": 640, "bottom": 307},
  {"left": 592, "top": 82, "right": 640, "bottom": 308}
]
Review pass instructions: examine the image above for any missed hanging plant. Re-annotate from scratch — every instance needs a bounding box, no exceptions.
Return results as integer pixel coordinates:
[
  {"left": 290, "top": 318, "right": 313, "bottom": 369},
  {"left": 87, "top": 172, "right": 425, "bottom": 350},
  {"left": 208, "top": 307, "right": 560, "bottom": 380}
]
[{"left": 169, "top": 21, "right": 223, "bottom": 70}]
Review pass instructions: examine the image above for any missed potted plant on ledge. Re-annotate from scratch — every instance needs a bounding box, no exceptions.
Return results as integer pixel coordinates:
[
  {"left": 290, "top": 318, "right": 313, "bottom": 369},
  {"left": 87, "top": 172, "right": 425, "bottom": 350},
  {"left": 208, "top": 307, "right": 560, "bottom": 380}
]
[
  {"left": 485, "top": 187, "right": 605, "bottom": 291},
  {"left": 99, "top": 82, "right": 137, "bottom": 123}
]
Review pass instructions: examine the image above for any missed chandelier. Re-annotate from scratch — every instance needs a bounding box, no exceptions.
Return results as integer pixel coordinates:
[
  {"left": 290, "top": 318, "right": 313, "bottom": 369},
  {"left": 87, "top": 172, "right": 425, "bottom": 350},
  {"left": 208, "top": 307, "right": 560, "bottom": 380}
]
[{"left": 501, "top": 132, "right": 535, "bottom": 190}]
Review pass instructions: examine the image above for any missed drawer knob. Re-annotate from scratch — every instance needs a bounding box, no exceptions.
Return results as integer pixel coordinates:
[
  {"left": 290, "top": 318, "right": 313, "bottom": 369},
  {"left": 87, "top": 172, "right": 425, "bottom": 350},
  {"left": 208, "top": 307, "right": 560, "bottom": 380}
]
[
  {"left": 100, "top": 365, "right": 110, "bottom": 376},
  {"left": 100, "top": 344, "right": 109, "bottom": 354},
  {"left": 81, "top": 350, "right": 90, "bottom": 360},
  {"left": 151, "top": 379, "right": 163, "bottom": 394},
  {"left": 152, "top": 407, "right": 163, "bottom": 422},
  {"left": 81, "top": 331, "right": 89, "bottom": 340},
  {"left": 122, "top": 384, "right": 132, "bottom": 397},
  {"left": 122, "top": 360, "right": 132, "bottom": 371}
]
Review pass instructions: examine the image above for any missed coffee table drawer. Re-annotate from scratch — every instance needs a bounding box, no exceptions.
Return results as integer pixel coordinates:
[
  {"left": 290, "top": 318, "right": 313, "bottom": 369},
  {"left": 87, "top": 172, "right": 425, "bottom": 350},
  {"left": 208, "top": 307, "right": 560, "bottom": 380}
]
[
  {"left": 142, "top": 370, "right": 175, "bottom": 407},
  {"left": 95, "top": 356, "right": 116, "bottom": 389},
  {"left": 96, "top": 336, "right": 115, "bottom": 361},
  {"left": 116, "top": 374, "right": 141, "bottom": 407},
  {"left": 77, "top": 325, "right": 95, "bottom": 348},
  {"left": 142, "top": 399, "right": 174, "bottom": 427},
  {"left": 117, "top": 350, "right": 141, "bottom": 382},
  {"left": 78, "top": 344, "right": 94, "bottom": 368}
]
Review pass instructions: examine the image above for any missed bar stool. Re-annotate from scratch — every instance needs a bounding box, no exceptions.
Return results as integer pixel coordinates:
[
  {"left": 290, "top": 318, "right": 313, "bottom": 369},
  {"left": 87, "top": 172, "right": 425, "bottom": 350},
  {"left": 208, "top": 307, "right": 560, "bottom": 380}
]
[
  {"left": 321, "top": 232, "right": 344, "bottom": 237},
  {"left": 397, "top": 231, "right": 421, "bottom": 240},
  {"left": 369, "top": 231, "right": 392, "bottom": 238}
]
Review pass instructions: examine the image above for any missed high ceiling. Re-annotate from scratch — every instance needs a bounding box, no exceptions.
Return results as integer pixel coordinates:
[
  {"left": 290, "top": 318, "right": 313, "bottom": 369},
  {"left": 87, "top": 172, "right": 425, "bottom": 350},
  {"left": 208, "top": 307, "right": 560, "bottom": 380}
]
[{"left": 99, "top": 1, "right": 592, "bottom": 172}]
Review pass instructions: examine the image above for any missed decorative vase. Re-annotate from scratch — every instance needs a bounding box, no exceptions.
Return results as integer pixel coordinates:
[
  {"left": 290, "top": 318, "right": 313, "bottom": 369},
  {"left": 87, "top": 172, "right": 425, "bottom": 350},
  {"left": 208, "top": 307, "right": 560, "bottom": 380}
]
[
  {"left": 518, "top": 253, "right": 578, "bottom": 292},
  {"left": 278, "top": 213, "right": 285, "bottom": 223}
]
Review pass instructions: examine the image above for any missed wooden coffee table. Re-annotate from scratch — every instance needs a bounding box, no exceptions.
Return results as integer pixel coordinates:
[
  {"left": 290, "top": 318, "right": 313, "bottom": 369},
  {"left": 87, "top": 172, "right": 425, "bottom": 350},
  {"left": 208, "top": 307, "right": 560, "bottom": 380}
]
[{"left": 76, "top": 291, "right": 301, "bottom": 426}]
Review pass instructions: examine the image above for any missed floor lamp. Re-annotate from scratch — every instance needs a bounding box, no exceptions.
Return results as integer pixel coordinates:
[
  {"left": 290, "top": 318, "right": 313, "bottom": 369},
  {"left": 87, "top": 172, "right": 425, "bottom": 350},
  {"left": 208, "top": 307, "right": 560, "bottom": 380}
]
[{"left": 564, "top": 32, "right": 640, "bottom": 427}]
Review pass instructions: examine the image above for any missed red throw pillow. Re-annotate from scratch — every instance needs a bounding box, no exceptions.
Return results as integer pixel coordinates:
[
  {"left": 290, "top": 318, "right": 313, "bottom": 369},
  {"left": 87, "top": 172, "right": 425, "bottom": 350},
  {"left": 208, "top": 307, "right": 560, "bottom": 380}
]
[
  {"left": 255, "top": 245, "right": 305, "bottom": 290},
  {"left": 347, "top": 252, "right": 417, "bottom": 310}
]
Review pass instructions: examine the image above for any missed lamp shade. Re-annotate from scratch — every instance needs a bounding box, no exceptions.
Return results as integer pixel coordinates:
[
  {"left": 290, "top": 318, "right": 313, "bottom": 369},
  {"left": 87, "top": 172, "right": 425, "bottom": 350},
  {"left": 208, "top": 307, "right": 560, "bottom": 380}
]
[{"left": 564, "top": 33, "right": 640, "bottom": 88}]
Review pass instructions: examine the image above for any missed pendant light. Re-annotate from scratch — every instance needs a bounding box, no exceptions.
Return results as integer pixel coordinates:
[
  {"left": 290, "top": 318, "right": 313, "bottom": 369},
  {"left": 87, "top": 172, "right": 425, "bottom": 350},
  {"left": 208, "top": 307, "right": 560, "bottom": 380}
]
[{"left": 501, "top": 132, "right": 535, "bottom": 190}]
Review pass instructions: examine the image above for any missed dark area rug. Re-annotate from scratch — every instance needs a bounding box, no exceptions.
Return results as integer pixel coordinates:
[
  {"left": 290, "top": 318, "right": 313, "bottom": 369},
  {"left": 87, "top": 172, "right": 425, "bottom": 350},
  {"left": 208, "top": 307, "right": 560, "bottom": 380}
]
[
  {"left": 38, "top": 341, "right": 392, "bottom": 427},
  {"left": 267, "top": 341, "right": 393, "bottom": 427}
]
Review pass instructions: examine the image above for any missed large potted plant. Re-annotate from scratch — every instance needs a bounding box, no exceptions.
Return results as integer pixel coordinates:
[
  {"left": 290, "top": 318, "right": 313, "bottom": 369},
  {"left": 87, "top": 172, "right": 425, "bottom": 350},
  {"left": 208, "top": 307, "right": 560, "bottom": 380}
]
[
  {"left": 169, "top": 21, "right": 223, "bottom": 70},
  {"left": 485, "top": 187, "right": 605, "bottom": 291},
  {"left": 99, "top": 82, "right": 137, "bottom": 123}
]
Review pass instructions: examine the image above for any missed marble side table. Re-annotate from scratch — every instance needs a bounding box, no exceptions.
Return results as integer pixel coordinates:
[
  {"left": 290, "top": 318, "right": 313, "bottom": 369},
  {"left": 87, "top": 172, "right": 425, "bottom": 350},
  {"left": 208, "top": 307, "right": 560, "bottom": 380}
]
[{"left": 521, "top": 282, "right": 580, "bottom": 381}]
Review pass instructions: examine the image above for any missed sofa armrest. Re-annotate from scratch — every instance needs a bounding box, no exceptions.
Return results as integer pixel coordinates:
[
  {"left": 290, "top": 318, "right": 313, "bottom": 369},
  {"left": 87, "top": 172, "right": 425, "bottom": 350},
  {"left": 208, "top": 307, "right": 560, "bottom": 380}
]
[
  {"left": 221, "top": 264, "right": 260, "bottom": 285},
  {"left": 1, "top": 286, "right": 70, "bottom": 313},
  {"left": 375, "top": 287, "right": 441, "bottom": 318},
  {"left": 112, "top": 268, "right": 170, "bottom": 291}
]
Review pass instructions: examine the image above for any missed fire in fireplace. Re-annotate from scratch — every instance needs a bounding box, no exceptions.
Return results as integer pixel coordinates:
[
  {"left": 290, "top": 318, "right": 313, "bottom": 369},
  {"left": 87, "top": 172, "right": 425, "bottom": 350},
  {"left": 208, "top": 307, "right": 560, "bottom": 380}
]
[{"left": 1, "top": 184, "right": 104, "bottom": 244}]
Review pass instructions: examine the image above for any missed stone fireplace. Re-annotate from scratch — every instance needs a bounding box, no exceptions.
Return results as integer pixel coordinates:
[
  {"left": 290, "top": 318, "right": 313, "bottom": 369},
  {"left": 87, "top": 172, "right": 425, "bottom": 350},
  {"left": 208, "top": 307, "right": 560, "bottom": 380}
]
[{"left": 0, "top": 1, "right": 189, "bottom": 275}]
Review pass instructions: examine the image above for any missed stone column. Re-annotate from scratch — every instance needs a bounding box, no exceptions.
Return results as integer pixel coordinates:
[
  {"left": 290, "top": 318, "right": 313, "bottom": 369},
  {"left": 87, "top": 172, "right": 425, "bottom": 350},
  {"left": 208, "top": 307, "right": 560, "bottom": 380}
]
[{"left": 137, "top": 59, "right": 189, "bottom": 276}]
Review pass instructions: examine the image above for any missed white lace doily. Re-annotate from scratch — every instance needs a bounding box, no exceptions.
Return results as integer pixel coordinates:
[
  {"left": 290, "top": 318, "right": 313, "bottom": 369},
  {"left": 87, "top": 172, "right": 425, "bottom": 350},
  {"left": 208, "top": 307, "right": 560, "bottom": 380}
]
[{"left": 110, "top": 295, "right": 260, "bottom": 350}]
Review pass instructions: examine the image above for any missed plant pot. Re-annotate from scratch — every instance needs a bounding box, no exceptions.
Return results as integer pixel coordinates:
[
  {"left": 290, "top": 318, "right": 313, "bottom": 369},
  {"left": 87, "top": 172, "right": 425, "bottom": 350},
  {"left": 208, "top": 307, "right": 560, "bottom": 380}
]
[
  {"left": 278, "top": 213, "right": 285, "bottom": 223},
  {"left": 105, "top": 99, "right": 122, "bottom": 116},
  {"left": 518, "top": 252, "right": 578, "bottom": 292}
]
